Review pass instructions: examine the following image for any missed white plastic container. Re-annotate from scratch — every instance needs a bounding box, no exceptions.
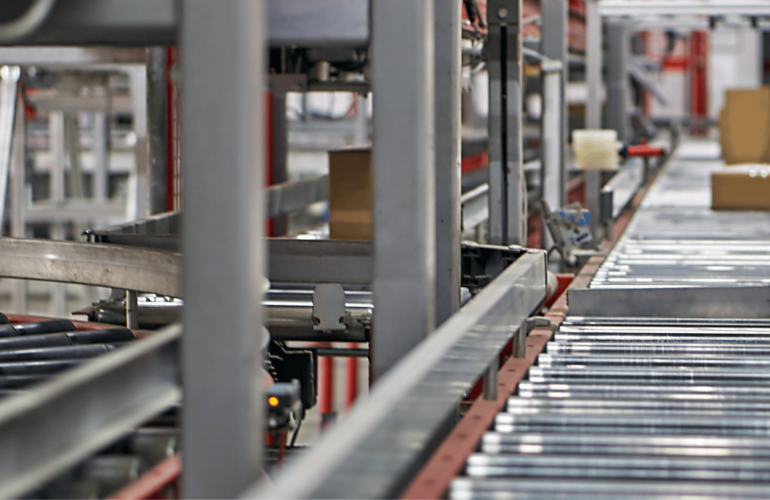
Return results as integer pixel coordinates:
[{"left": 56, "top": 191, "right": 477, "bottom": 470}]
[{"left": 573, "top": 129, "right": 620, "bottom": 170}]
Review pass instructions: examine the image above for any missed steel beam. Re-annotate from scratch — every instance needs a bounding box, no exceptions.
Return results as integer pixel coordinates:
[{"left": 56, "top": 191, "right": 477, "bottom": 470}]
[
  {"left": 0, "top": 324, "right": 180, "bottom": 499},
  {"left": 371, "top": 0, "right": 435, "bottom": 380},
  {"left": 488, "top": 0, "right": 526, "bottom": 246},
  {"left": 147, "top": 47, "right": 168, "bottom": 215},
  {"left": 181, "top": 1, "right": 266, "bottom": 497},
  {"left": 606, "top": 21, "right": 629, "bottom": 141},
  {"left": 585, "top": 0, "right": 603, "bottom": 241},
  {"left": 434, "top": 0, "right": 462, "bottom": 327},
  {"left": 599, "top": 0, "right": 770, "bottom": 17},
  {"left": 270, "top": 92, "right": 289, "bottom": 235},
  {"left": 541, "top": 0, "right": 568, "bottom": 209},
  {"left": 249, "top": 251, "right": 546, "bottom": 499},
  {"left": 0, "top": 237, "right": 180, "bottom": 296}
]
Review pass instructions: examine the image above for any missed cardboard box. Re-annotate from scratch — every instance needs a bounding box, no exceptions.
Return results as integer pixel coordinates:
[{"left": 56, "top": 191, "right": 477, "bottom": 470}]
[
  {"left": 328, "top": 148, "right": 372, "bottom": 240},
  {"left": 719, "top": 87, "right": 770, "bottom": 165},
  {"left": 711, "top": 171, "right": 770, "bottom": 210}
]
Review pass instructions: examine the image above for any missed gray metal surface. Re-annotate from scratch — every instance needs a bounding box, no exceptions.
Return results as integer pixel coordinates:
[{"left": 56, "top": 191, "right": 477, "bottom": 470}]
[
  {"left": 603, "top": 158, "right": 644, "bottom": 219},
  {"left": 0, "top": 66, "right": 19, "bottom": 235},
  {"left": 487, "top": 0, "right": 526, "bottom": 246},
  {"left": 147, "top": 47, "right": 168, "bottom": 215},
  {"left": 451, "top": 314, "right": 770, "bottom": 498},
  {"left": 450, "top": 141, "right": 770, "bottom": 499},
  {"left": 250, "top": 251, "right": 546, "bottom": 499},
  {"left": 569, "top": 286, "right": 770, "bottom": 318},
  {"left": 181, "top": 1, "right": 265, "bottom": 497},
  {"left": 268, "top": 239, "right": 371, "bottom": 285},
  {"left": 0, "top": 324, "right": 180, "bottom": 499},
  {"left": 433, "top": 0, "right": 462, "bottom": 327},
  {"left": 599, "top": 0, "right": 770, "bottom": 17},
  {"left": 266, "top": 175, "right": 327, "bottom": 220},
  {"left": 592, "top": 142, "right": 770, "bottom": 289},
  {"left": 371, "top": 0, "right": 435, "bottom": 380},
  {"left": 541, "top": 0, "right": 567, "bottom": 209},
  {"left": 267, "top": 0, "right": 368, "bottom": 47},
  {"left": 0, "top": 237, "right": 180, "bottom": 296},
  {"left": 606, "top": 21, "right": 629, "bottom": 141}
]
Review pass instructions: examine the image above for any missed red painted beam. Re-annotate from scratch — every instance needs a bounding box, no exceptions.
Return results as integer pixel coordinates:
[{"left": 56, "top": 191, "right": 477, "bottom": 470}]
[{"left": 108, "top": 455, "right": 181, "bottom": 500}]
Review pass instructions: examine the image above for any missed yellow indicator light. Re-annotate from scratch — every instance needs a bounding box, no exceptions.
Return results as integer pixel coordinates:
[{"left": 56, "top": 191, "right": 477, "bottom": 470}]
[{"left": 268, "top": 396, "right": 279, "bottom": 407}]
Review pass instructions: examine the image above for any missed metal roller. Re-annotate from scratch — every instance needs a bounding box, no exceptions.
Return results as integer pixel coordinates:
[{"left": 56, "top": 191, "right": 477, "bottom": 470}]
[
  {"left": 465, "top": 453, "right": 770, "bottom": 481},
  {"left": 0, "top": 344, "right": 115, "bottom": 363},
  {"left": 538, "top": 353, "right": 770, "bottom": 369},
  {"left": 0, "top": 319, "right": 76, "bottom": 337},
  {"left": 528, "top": 367, "right": 770, "bottom": 385},
  {"left": 494, "top": 412, "right": 770, "bottom": 436},
  {"left": 480, "top": 432, "right": 770, "bottom": 458},
  {"left": 449, "top": 477, "right": 770, "bottom": 499},
  {"left": 506, "top": 397, "right": 770, "bottom": 415},
  {"left": 0, "top": 328, "right": 134, "bottom": 351},
  {"left": 518, "top": 381, "right": 770, "bottom": 400},
  {"left": 547, "top": 342, "right": 770, "bottom": 356}
]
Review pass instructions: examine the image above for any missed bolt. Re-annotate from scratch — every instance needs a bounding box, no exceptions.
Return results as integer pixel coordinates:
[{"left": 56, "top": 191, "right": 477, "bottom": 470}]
[{"left": 498, "top": 7, "right": 508, "bottom": 19}]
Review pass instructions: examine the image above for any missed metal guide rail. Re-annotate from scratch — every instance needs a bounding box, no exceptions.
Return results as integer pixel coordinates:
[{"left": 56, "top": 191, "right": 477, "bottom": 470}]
[{"left": 592, "top": 141, "right": 770, "bottom": 289}]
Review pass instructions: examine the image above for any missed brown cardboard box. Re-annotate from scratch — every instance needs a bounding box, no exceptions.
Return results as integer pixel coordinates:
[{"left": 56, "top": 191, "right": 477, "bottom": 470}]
[
  {"left": 712, "top": 171, "right": 770, "bottom": 210},
  {"left": 328, "top": 147, "right": 372, "bottom": 240},
  {"left": 719, "top": 87, "right": 770, "bottom": 165}
]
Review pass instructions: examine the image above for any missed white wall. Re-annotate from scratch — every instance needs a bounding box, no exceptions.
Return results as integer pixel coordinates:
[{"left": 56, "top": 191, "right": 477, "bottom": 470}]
[{"left": 708, "top": 26, "right": 762, "bottom": 118}]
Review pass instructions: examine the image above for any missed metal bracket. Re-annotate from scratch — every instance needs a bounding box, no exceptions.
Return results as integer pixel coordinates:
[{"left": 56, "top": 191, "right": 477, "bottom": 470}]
[
  {"left": 512, "top": 316, "right": 552, "bottom": 358},
  {"left": 312, "top": 284, "right": 346, "bottom": 331}
]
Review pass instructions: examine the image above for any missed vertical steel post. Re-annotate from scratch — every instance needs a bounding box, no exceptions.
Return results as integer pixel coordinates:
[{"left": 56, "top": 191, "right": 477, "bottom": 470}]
[
  {"left": 11, "top": 86, "right": 26, "bottom": 313},
  {"left": 49, "top": 111, "right": 67, "bottom": 318},
  {"left": 147, "top": 47, "right": 168, "bottom": 215},
  {"left": 130, "top": 65, "right": 149, "bottom": 221},
  {"left": 585, "top": 0, "right": 603, "bottom": 241},
  {"left": 488, "top": 0, "right": 525, "bottom": 246},
  {"left": 541, "top": 0, "right": 568, "bottom": 209},
  {"left": 434, "top": 0, "right": 461, "bottom": 327},
  {"left": 607, "top": 21, "right": 628, "bottom": 141},
  {"left": 92, "top": 110, "right": 108, "bottom": 203},
  {"left": 371, "top": 0, "right": 436, "bottom": 381},
  {"left": 271, "top": 92, "right": 289, "bottom": 236},
  {"left": 181, "top": 1, "right": 266, "bottom": 497}
]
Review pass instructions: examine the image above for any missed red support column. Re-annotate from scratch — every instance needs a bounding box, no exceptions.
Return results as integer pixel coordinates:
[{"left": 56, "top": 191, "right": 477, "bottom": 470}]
[
  {"left": 319, "top": 344, "right": 335, "bottom": 428},
  {"left": 690, "top": 31, "right": 708, "bottom": 135},
  {"left": 345, "top": 344, "right": 358, "bottom": 409}
]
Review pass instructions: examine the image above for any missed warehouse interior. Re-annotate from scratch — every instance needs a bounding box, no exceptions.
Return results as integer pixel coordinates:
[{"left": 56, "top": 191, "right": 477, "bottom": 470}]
[{"left": 0, "top": 0, "right": 770, "bottom": 498}]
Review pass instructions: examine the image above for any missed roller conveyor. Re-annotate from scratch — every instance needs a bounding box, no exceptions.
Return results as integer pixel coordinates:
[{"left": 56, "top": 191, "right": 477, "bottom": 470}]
[{"left": 448, "top": 143, "right": 770, "bottom": 498}]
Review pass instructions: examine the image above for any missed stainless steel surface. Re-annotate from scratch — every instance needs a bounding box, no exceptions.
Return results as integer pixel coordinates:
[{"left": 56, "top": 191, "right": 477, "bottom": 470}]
[
  {"left": 599, "top": 0, "right": 770, "bottom": 17},
  {"left": 181, "top": 1, "right": 265, "bottom": 497},
  {"left": 267, "top": 0, "right": 368, "bottom": 47},
  {"left": 541, "top": 0, "right": 568, "bottom": 205},
  {"left": 585, "top": 0, "right": 602, "bottom": 130},
  {"left": 0, "top": 324, "right": 180, "bottom": 499},
  {"left": 266, "top": 175, "right": 327, "bottom": 220},
  {"left": 592, "top": 144, "right": 770, "bottom": 289},
  {"left": 0, "top": 66, "right": 19, "bottom": 236},
  {"left": 603, "top": 158, "right": 644, "bottom": 219},
  {"left": 433, "top": 0, "right": 461, "bottom": 327},
  {"left": 0, "top": 237, "right": 180, "bottom": 297},
  {"left": 487, "top": 0, "right": 526, "bottom": 246},
  {"left": 606, "top": 21, "right": 628, "bottom": 141},
  {"left": 147, "top": 46, "right": 168, "bottom": 216},
  {"left": 569, "top": 286, "right": 770, "bottom": 318},
  {"left": 251, "top": 251, "right": 546, "bottom": 499},
  {"left": 371, "top": 0, "right": 435, "bottom": 380},
  {"left": 268, "top": 239, "right": 371, "bottom": 285},
  {"left": 451, "top": 142, "right": 770, "bottom": 498}
]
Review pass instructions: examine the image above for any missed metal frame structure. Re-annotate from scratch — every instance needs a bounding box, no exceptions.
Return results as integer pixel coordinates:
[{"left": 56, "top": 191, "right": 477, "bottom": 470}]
[
  {"left": 487, "top": 0, "right": 526, "bottom": 246},
  {"left": 249, "top": 251, "right": 546, "bottom": 499},
  {"left": 180, "top": 1, "right": 265, "bottom": 498},
  {"left": 371, "top": 0, "right": 436, "bottom": 381}
]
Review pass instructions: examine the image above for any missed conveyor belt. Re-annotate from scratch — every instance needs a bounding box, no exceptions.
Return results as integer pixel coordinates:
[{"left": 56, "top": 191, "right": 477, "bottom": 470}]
[
  {"left": 592, "top": 144, "right": 770, "bottom": 288},
  {"left": 450, "top": 142, "right": 770, "bottom": 499}
]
